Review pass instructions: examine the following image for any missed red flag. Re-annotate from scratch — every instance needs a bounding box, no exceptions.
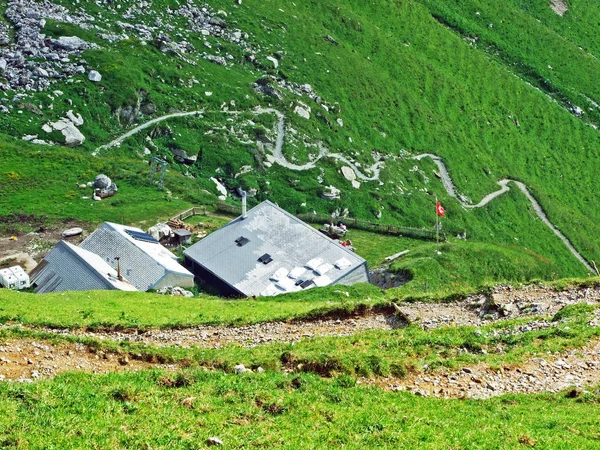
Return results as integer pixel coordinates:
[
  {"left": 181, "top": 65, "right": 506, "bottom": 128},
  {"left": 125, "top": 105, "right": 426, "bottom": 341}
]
[{"left": 436, "top": 201, "right": 445, "bottom": 217}]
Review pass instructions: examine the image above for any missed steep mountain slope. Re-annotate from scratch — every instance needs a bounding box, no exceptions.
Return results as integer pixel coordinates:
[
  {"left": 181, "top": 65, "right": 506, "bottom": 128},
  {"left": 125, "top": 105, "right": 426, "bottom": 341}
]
[{"left": 1, "top": 0, "right": 599, "bottom": 277}]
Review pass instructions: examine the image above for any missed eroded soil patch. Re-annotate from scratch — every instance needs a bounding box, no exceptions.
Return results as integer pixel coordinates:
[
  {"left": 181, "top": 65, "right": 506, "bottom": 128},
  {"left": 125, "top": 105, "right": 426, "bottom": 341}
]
[{"left": 0, "top": 339, "right": 173, "bottom": 382}]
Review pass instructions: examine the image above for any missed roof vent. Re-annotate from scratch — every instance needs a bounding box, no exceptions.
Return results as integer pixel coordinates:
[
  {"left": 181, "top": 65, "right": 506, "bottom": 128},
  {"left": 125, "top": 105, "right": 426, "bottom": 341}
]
[
  {"left": 258, "top": 253, "right": 273, "bottom": 264},
  {"left": 235, "top": 236, "right": 250, "bottom": 246}
]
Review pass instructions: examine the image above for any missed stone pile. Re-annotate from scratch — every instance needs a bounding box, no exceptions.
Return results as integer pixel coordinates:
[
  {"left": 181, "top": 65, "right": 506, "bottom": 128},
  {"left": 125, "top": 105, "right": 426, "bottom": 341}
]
[
  {"left": 384, "top": 340, "right": 600, "bottom": 399},
  {"left": 155, "top": 286, "right": 194, "bottom": 298},
  {"left": 0, "top": 0, "right": 97, "bottom": 97}
]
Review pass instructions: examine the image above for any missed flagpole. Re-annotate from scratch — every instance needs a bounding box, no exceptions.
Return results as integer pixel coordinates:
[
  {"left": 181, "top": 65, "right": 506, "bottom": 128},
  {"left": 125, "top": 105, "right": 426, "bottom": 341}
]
[{"left": 435, "top": 196, "right": 439, "bottom": 254}]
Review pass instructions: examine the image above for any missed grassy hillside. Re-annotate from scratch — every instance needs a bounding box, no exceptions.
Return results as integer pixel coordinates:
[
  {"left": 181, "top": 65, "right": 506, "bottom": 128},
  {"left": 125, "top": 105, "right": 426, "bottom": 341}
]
[
  {"left": 1, "top": 370, "right": 599, "bottom": 449},
  {"left": 1, "top": 0, "right": 600, "bottom": 277}
]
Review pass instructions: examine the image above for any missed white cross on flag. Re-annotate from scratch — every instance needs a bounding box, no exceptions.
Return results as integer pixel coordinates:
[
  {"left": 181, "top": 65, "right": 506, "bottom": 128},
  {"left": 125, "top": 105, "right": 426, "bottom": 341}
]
[{"left": 436, "top": 201, "right": 445, "bottom": 217}]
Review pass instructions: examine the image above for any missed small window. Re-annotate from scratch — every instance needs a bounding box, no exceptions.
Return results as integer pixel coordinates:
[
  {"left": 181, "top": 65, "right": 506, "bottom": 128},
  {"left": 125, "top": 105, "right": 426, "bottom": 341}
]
[
  {"left": 235, "top": 236, "right": 250, "bottom": 247},
  {"left": 258, "top": 253, "right": 273, "bottom": 264}
]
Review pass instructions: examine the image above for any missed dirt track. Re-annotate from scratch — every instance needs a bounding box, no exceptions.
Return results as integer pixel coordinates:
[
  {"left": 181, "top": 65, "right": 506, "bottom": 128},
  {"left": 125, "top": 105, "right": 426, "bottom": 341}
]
[{"left": 1, "top": 284, "right": 599, "bottom": 399}]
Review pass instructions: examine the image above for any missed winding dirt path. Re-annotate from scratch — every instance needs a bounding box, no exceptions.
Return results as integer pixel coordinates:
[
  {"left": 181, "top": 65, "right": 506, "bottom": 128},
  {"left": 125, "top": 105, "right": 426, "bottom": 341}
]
[
  {"left": 93, "top": 108, "right": 592, "bottom": 271},
  {"left": 92, "top": 110, "right": 204, "bottom": 156},
  {"left": 413, "top": 154, "right": 593, "bottom": 272},
  {"left": 254, "top": 107, "right": 383, "bottom": 180}
]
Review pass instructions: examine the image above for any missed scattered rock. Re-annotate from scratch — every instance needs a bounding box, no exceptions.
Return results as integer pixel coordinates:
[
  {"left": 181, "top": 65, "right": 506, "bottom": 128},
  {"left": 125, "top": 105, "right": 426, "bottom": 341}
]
[
  {"left": 319, "top": 185, "right": 340, "bottom": 200},
  {"left": 294, "top": 105, "right": 310, "bottom": 120},
  {"left": 155, "top": 286, "right": 194, "bottom": 297},
  {"left": 206, "top": 437, "right": 223, "bottom": 447},
  {"left": 93, "top": 174, "right": 112, "bottom": 189},
  {"left": 62, "top": 227, "right": 83, "bottom": 238},
  {"left": 88, "top": 70, "right": 102, "bottom": 82},
  {"left": 234, "top": 364, "right": 247, "bottom": 374}
]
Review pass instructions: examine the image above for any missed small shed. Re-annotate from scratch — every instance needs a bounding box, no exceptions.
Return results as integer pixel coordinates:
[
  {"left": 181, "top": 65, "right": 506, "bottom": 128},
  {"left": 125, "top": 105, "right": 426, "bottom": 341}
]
[
  {"left": 172, "top": 229, "right": 192, "bottom": 245},
  {"left": 183, "top": 200, "right": 370, "bottom": 297}
]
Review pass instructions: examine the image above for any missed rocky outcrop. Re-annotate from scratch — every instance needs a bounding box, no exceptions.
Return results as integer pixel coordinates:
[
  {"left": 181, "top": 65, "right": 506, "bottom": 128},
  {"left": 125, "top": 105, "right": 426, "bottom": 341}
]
[{"left": 42, "top": 111, "right": 85, "bottom": 146}]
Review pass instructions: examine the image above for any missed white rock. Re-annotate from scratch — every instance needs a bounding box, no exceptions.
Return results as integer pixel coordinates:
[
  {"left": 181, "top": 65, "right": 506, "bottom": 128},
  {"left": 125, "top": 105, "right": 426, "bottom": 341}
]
[
  {"left": 206, "top": 437, "right": 223, "bottom": 446},
  {"left": 53, "top": 36, "right": 89, "bottom": 51},
  {"left": 22, "top": 135, "right": 38, "bottom": 141},
  {"left": 42, "top": 124, "right": 53, "bottom": 133},
  {"left": 50, "top": 119, "right": 86, "bottom": 146},
  {"left": 337, "top": 118, "right": 344, "bottom": 127},
  {"left": 88, "top": 70, "right": 102, "bottom": 82},
  {"left": 294, "top": 105, "right": 310, "bottom": 120},
  {"left": 341, "top": 166, "right": 356, "bottom": 182},
  {"left": 66, "top": 110, "right": 84, "bottom": 126},
  {"left": 210, "top": 177, "right": 228, "bottom": 199},
  {"left": 266, "top": 56, "right": 279, "bottom": 68},
  {"left": 205, "top": 91, "right": 213, "bottom": 96},
  {"left": 352, "top": 180, "right": 361, "bottom": 189},
  {"left": 0, "top": 58, "right": 6, "bottom": 73},
  {"left": 36, "top": 67, "right": 49, "bottom": 77},
  {"left": 62, "top": 227, "right": 83, "bottom": 238},
  {"left": 234, "top": 364, "right": 246, "bottom": 374}
]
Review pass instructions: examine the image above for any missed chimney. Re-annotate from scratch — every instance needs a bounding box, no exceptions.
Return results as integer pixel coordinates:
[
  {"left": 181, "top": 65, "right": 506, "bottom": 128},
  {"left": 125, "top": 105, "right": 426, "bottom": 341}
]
[
  {"left": 241, "top": 191, "right": 247, "bottom": 219},
  {"left": 115, "top": 256, "right": 123, "bottom": 281}
]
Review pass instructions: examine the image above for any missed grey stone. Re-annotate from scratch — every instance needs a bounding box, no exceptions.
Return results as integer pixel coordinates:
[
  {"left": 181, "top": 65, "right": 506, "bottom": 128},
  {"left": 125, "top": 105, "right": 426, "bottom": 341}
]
[
  {"left": 88, "top": 70, "right": 102, "bottom": 82},
  {"left": 206, "top": 437, "right": 223, "bottom": 446},
  {"left": 94, "top": 174, "right": 112, "bottom": 189},
  {"left": 52, "top": 36, "right": 90, "bottom": 52}
]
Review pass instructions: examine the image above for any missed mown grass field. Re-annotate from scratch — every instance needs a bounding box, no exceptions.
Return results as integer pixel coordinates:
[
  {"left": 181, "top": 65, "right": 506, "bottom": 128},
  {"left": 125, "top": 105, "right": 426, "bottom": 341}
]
[{"left": 1, "top": 369, "right": 599, "bottom": 449}]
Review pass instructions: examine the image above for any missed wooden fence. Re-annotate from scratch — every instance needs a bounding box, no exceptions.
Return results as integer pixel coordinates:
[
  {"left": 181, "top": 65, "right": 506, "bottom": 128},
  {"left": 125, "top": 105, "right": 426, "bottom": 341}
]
[
  {"left": 170, "top": 203, "right": 447, "bottom": 241},
  {"left": 202, "top": 202, "right": 447, "bottom": 241},
  {"left": 169, "top": 206, "right": 208, "bottom": 222}
]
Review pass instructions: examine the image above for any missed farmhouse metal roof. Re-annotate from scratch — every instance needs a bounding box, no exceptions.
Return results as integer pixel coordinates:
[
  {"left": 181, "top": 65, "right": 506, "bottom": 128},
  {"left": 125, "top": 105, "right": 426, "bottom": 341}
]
[
  {"left": 80, "top": 222, "right": 194, "bottom": 291},
  {"left": 30, "top": 240, "right": 137, "bottom": 293},
  {"left": 184, "top": 201, "right": 367, "bottom": 297}
]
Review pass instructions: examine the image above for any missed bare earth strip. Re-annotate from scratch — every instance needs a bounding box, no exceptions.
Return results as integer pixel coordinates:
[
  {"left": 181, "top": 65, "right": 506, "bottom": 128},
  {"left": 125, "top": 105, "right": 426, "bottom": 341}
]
[
  {"left": 367, "top": 338, "right": 600, "bottom": 399},
  {"left": 1, "top": 286, "right": 599, "bottom": 395}
]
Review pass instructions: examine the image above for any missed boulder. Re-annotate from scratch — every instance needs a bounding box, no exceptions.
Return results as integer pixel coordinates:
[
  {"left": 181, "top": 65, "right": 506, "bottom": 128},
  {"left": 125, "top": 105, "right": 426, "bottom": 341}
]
[
  {"left": 49, "top": 119, "right": 85, "bottom": 146},
  {"left": 35, "top": 67, "right": 49, "bottom": 77},
  {"left": 294, "top": 105, "right": 311, "bottom": 120},
  {"left": 93, "top": 174, "right": 112, "bottom": 189},
  {"left": 62, "top": 227, "right": 83, "bottom": 238},
  {"left": 341, "top": 166, "right": 356, "bottom": 182},
  {"left": 319, "top": 185, "right": 341, "bottom": 200},
  {"left": 52, "top": 36, "right": 90, "bottom": 52},
  {"left": 88, "top": 70, "right": 102, "bottom": 82},
  {"left": 96, "top": 182, "right": 118, "bottom": 199}
]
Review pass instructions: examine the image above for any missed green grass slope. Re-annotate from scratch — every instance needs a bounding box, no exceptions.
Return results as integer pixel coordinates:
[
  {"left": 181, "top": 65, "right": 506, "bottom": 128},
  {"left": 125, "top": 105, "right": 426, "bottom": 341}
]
[{"left": 1, "top": 0, "right": 600, "bottom": 277}]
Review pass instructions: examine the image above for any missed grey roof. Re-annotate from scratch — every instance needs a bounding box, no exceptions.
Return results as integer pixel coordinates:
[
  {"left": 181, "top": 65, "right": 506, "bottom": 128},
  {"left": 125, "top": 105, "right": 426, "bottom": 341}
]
[
  {"left": 184, "top": 201, "right": 368, "bottom": 297},
  {"left": 80, "top": 222, "right": 194, "bottom": 291},
  {"left": 30, "top": 240, "right": 137, "bottom": 294}
]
